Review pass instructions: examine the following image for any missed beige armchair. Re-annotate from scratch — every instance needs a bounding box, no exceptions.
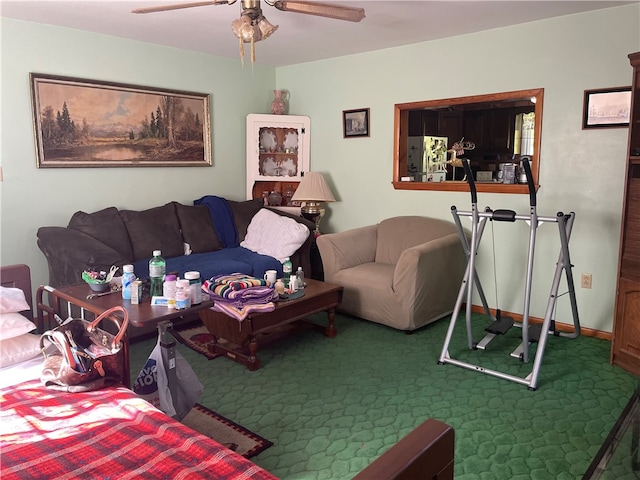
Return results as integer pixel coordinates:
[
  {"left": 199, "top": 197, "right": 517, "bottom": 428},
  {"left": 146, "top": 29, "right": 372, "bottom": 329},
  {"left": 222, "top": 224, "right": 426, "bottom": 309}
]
[{"left": 317, "top": 216, "right": 466, "bottom": 331}]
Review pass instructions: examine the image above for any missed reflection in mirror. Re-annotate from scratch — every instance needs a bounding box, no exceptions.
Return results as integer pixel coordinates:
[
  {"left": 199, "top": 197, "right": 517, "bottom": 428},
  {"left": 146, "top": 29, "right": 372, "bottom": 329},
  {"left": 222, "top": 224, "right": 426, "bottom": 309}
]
[{"left": 393, "top": 88, "right": 544, "bottom": 193}]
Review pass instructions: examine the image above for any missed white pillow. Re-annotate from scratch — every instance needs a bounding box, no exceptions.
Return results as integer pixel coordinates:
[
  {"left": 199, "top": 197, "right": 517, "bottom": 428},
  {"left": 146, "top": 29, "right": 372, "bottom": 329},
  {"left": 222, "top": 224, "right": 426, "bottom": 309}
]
[
  {"left": 240, "top": 209, "right": 310, "bottom": 263},
  {"left": 0, "top": 287, "right": 30, "bottom": 314},
  {"left": 0, "top": 312, "right": 36, "bottom": 340},
  {"left": 0, "top": 333, "right": 41, "bottom": 368}
]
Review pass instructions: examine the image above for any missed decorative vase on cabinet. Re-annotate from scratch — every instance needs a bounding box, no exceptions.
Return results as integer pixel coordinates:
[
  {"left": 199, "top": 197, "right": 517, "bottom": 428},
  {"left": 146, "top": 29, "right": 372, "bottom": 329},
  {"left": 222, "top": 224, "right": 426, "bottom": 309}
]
[
  {"left": 271, "top": 90, "right": 287, "bottom": 115},
  {"left": 246, "top": 114, "right": 310, "bottom": 213}
]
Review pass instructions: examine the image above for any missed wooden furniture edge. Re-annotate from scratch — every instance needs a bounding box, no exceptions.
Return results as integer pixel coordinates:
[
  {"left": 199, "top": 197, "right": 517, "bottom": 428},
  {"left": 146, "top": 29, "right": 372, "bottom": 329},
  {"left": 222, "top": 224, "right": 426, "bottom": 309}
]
[{"left": 352, "top": 418, "right": 454, "bottom": 480}]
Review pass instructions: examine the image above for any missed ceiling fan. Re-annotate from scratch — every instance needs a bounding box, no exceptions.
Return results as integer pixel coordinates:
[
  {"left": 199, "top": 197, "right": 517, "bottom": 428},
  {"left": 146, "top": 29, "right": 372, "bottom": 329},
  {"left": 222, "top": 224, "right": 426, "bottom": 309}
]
[{"left": 132, "top": 0, "right": 366, "bottom": 64}]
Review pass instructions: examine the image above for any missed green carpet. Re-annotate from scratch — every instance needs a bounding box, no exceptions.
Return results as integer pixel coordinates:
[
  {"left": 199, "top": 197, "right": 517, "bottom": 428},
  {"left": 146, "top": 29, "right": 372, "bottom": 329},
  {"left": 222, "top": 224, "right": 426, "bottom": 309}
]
[{"left": 128, "top": 312, "right": 638, "bottom": 479}]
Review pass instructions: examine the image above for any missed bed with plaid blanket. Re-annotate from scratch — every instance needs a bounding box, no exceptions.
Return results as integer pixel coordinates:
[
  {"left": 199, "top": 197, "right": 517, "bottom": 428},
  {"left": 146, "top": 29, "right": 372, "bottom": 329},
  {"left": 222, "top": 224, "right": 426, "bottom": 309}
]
[{"left": 0, "top": 380, "right": 277, "bottom": 480}]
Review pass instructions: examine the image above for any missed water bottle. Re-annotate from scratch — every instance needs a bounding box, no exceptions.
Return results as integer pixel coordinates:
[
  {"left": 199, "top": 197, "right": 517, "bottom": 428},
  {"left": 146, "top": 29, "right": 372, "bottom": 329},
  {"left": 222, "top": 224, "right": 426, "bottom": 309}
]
[
  {"left": 122, "top": 264, "right": 136, "bottom": 300},
  {"left": 149, "top": 250, "right": 166, "bottom": 298},
  {"left": 296, "top": 266, "right": 305, "bottom": 289},
  {"left": 283, "top": 257, "right": 293, "bottom": 283},
  {"left": 163, "top": 274, "right": 177, "bottom": 309}
]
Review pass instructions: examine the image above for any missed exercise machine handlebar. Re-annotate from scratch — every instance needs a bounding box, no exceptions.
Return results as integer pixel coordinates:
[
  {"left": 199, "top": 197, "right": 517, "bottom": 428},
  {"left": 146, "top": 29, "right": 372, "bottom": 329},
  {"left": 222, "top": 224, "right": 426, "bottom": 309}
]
[
  {"left": 460, "top": 157, "right": 536, "bottom": 207},
  {"left": 522, "top": 157, "right": 536, "bottom": 207},
  {"left": 461, "top": 158, "right": 477, "bottom": 204}
]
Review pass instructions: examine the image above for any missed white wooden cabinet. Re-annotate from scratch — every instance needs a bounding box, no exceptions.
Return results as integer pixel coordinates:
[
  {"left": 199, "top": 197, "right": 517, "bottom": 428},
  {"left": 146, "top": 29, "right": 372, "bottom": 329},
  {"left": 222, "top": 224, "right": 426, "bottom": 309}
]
[{"left": 245, "top": 114, "right": 310, "bottom": 206}]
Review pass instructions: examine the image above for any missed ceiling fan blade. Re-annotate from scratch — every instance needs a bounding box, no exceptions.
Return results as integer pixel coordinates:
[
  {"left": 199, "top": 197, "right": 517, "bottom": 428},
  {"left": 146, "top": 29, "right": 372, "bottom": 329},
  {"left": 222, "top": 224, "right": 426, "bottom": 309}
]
[
  {"left": 273, "top": 1, "right": 365, "bottom": 22},
  {"left": 132, "top": 1, "right": 229, "bottom": 14}
]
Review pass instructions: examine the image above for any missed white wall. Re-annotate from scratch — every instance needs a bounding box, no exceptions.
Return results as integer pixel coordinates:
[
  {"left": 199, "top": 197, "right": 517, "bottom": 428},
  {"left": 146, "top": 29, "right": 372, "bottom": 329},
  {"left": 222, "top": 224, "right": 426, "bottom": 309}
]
[
  {"left": 277, "top": 5, "right": 640, "bottom": 333},
  {"left": 2, "top": 6, "right": 639, "bottom": 334},
  {"left": 0, "top": 18, "right": 276, "bottom": 290}
]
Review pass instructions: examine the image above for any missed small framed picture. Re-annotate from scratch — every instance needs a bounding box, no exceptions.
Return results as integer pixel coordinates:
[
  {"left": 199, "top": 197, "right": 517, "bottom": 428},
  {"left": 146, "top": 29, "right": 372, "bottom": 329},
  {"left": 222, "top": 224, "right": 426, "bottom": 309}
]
[
  {"left": 343, "top": 108, "right": 370, "bottom": 138},
  {"left": 582, "top": 87, "right": 632, "bottom": 129}
]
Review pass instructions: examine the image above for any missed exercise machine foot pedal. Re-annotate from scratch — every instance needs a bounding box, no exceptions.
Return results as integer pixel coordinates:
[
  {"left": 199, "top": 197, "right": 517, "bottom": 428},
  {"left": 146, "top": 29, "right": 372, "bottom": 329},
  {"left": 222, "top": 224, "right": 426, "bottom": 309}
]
[
  {"left": 528, "top": 324, "right": 543, "bottom": 343},
  {"left": 509, "top": 324, "right": 544, "bottom": 359},
  {"left": 485, "top": 316, "right": 514, "bottom": 335}
]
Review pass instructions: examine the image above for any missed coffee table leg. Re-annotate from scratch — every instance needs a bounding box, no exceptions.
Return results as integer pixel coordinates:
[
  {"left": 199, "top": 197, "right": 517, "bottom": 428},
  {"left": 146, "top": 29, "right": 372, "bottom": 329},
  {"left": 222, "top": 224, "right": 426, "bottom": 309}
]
[
  {"left": 248, "top": 336, "right": 260, "bottom": 371},
  {"left": 208, "top": 334, "right": 218, "bottom": 355},
  {"left": 326, "top": 308, "right": 337, "bottom": 338}
]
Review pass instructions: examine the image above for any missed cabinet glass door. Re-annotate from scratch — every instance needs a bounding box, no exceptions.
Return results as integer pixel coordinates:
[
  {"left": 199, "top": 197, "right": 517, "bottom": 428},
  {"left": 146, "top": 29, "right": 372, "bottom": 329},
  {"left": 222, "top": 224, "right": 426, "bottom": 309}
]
[{"left": 246, "top": 114, "right": 310, "bottom": 206}]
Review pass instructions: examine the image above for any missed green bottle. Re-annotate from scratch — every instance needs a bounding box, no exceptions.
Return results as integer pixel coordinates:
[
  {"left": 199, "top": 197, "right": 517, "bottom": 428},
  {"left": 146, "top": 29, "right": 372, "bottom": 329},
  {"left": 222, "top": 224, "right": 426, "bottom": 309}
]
[{"left": 149, "top": 250, "right": 166, "bottom": 297}]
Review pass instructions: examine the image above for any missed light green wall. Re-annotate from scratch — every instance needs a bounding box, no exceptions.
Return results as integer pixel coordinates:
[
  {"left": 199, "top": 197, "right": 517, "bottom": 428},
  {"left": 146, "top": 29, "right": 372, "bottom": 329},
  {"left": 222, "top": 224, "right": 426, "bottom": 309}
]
[
  {"left": 277, "top": 4, "right": 640, "bottom": 333},
  {"left": 1, "top": 18, "right": 276, "bottom": 290},
  {"left": 2, "top": 5, "right": 639, "bottom": 334}
]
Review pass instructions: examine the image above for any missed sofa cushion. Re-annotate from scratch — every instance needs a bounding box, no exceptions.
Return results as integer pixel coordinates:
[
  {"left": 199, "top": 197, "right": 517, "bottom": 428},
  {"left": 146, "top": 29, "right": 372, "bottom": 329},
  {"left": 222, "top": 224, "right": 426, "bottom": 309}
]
[
  {"left": 120, "top": 203, "right": 184, "bottom": 261},
  {"left": 174, "top": 203, "right": 223, "bottom": 254},
  {"left": 240, "top": 208, "right": 310, "bottom": 262},
  {"left": 68, "top": 207, "right": 134, "bottom": 261},
  {"left": 227, "top": 199, "right": 264, "bottom": 242}
]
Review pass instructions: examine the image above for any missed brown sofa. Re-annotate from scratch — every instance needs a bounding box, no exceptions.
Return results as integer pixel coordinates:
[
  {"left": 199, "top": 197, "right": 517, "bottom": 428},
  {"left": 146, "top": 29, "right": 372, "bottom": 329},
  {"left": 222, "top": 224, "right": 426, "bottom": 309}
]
[
  {"left": 317, "top": 216, "right": 466, "bottom": 331},
  {"left": 36, "top": 198, "right": 315, "bottom": 288}
]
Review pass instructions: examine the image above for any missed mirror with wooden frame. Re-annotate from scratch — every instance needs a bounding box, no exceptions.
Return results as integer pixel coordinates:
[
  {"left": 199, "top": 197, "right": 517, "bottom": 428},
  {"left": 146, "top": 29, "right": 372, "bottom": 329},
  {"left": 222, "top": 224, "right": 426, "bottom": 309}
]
[{"left": 393, "top": 88, "right": 544, "bottom": 193}]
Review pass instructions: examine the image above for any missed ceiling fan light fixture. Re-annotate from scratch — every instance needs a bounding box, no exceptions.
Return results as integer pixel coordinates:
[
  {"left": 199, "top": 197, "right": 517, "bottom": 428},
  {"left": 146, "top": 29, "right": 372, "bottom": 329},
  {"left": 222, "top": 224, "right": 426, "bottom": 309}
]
[
  {"left": 258, "top": 16, "right": 278, "bottom": 39},
  {"left": 232, "top": 14, "right": 260, "bottom": 42}
]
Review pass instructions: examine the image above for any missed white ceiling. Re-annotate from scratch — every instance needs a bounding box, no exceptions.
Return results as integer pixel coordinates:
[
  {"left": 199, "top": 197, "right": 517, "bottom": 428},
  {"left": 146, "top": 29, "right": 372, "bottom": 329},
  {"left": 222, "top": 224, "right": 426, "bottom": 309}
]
[{"left": 1, "top": 1, "right": 635, "bottom": 67}]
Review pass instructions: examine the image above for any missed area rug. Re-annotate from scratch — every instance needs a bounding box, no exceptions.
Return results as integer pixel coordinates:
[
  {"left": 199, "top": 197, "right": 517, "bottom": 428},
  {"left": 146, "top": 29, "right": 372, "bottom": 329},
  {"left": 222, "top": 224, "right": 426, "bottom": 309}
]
[
  {"left": 172, "top": 322, "right": 222, "bottom": 360},
  {"left": 182, "top": 403, "right": 273, "bottom": 459}
]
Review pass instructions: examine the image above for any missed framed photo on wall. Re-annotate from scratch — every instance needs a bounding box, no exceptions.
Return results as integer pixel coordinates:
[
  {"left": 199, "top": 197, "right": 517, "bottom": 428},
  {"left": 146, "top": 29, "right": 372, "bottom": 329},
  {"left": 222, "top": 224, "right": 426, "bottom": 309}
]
[
  {"left": 30, "top": 73, "right": 212, "bottom": 167},
  {"left": 582, "top": 86, "right": 631, "bottom": 129},
  {"left": 343, "top": 108, "right": 370, "bottom": 138}
]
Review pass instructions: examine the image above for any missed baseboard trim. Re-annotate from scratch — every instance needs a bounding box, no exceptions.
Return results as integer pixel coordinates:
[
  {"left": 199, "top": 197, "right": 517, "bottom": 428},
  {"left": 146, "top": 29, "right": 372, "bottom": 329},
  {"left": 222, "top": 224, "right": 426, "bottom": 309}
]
[{"left": 469, "top": 304, "right": 611, "bottom": 341}]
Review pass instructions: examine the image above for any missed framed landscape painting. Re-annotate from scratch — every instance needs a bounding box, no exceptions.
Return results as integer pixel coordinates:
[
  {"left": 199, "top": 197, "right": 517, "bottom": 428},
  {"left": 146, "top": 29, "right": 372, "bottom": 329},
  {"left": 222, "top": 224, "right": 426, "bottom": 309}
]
[{"left": 30, "top": 73, "right": 212, "bottom": 168}]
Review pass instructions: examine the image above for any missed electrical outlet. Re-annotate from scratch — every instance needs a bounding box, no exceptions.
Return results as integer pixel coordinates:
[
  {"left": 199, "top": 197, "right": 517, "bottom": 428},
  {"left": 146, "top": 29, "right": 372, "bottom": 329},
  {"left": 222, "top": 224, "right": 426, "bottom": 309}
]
[{"left": 581, "top": 273, "right": 592, "bottom": 289}]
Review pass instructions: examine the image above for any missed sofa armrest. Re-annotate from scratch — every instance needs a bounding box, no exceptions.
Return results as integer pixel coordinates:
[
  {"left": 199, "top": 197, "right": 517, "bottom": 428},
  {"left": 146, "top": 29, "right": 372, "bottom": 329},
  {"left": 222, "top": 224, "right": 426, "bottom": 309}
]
[
  {"left": 393, "top": 232, "right": 466, "bottom": 316},
  {"left": 353, "top": 418, "right": 454, "bottom": 480},
  {"left": 37, "top": 227, "right": 131, "bottom": 287},
  {"left": 316, "top": 225, "right": 377, "bottom": 282}
]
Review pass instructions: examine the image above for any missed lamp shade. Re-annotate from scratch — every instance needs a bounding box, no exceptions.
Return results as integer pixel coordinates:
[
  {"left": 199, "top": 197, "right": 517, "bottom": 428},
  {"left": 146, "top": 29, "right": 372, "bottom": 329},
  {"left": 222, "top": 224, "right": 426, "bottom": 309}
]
[{"left": 291, "top": 172, "right": 336, "bottom": 202}]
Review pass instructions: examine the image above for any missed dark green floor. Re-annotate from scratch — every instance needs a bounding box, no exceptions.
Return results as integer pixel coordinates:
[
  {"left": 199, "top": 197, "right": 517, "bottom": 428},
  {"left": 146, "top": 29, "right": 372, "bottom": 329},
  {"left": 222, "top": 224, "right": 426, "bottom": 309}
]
[{"left": 128, "top": 313, "right": 638, "bottom": 479}]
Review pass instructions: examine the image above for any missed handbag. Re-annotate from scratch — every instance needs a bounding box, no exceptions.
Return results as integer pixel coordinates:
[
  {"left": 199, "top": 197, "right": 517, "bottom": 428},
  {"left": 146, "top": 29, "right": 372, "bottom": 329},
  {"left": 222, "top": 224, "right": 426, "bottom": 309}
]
[{"left": 40, "top": 306, "right": 129, "bottom": 392}]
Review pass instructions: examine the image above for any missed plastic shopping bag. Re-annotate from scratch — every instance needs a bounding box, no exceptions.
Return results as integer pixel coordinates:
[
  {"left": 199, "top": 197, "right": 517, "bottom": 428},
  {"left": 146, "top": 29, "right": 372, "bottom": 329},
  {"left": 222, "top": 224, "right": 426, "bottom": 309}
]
[{"left": 133, "top": 338, "right": 203, "bottom": 420}]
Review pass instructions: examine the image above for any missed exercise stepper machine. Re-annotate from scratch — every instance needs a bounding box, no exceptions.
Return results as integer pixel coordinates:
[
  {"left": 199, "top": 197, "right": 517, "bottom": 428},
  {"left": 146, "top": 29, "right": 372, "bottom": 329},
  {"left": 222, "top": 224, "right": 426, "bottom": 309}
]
[{"left": 438, "top": 158, "right": 581, "bottom": 390}]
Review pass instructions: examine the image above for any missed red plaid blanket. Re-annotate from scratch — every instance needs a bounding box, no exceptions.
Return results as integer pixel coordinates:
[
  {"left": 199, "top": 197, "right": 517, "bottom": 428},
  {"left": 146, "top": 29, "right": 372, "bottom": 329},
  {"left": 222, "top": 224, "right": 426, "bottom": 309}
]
[{"left": 1, "top": 380, "right": 278, "bottom": 480}]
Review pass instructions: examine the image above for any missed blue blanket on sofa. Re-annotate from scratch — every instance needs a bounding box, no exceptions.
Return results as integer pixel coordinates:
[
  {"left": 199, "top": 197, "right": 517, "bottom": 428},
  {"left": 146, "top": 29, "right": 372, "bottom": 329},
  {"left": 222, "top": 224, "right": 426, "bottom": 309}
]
[
  {"left": 194, "top": 195, "right": 239, "bottom": 248},
  {"left": 133, "top": 247, "right": 283, "bottom": 284}
]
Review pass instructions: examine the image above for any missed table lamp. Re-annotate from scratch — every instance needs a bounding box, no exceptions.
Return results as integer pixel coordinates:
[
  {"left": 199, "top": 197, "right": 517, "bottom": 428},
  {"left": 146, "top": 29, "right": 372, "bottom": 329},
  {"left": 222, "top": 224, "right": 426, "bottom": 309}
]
[{"left": 291, "top": 172, "right": 336, "bottom": 235}]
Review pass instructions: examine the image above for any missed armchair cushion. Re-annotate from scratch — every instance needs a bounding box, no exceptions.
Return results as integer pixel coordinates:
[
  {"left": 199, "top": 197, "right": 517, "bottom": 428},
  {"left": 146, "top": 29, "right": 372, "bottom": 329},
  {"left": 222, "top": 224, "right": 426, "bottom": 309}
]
[{"left": 376, "top": 216, "right": 460, "bottom": 264}]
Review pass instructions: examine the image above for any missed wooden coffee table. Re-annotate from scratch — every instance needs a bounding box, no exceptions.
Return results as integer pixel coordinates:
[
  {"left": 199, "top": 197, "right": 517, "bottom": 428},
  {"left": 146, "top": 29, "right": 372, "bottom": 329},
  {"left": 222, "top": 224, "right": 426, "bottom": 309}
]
[{"left": 199, "top": 278, "right": 343, "bottom": 370}]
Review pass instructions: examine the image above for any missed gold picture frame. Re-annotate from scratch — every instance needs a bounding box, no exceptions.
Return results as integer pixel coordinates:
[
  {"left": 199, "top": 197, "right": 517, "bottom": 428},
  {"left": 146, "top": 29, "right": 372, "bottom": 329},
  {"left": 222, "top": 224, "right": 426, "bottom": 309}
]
[{"left": 30, "top": 73, "right": 212, "bottom": 168}]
